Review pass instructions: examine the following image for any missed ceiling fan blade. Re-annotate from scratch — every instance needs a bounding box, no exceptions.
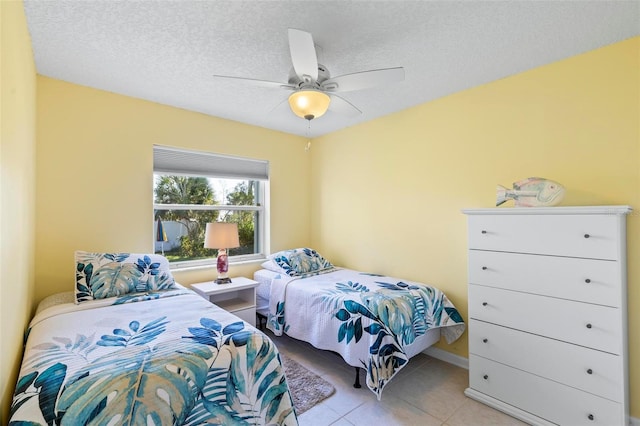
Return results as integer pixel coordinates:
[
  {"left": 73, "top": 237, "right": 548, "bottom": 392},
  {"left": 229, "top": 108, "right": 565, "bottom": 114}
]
[
  {"left": 213, "top": 75, "right": 295, "bottom": 90},
  {"left": 288, "top": 28, "right": 318, "bottom": 82},
  {"left": 328, "top": 94, "right": 362, "bottom": 117},
  {"left": 321, "top": 67, "right": 405, "bottom": 92}
]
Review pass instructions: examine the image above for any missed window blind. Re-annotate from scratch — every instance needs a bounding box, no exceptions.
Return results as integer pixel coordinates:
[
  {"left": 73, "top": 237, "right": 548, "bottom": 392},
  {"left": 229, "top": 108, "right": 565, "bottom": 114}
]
[{"left": 153, "top": 145, "right": 269, "bottom": 180}]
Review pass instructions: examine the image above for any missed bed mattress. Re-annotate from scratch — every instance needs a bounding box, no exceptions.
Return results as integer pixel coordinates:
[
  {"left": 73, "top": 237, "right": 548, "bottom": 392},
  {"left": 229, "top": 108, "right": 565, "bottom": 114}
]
[
  {"left": 10, "top": 285, "right": 297, "bottom": 425},
  {"left": 254, "top": 268, "right": 279, "bottom": 315},
  {"left": 262, "top": 267, "right": 466, "bottom": 398}
]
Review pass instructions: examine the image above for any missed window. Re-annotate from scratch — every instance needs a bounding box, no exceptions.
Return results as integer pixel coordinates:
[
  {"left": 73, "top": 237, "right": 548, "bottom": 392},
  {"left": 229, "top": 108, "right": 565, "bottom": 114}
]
[{"left": 153, "top": 146, "right": 269, "bottom": 268}]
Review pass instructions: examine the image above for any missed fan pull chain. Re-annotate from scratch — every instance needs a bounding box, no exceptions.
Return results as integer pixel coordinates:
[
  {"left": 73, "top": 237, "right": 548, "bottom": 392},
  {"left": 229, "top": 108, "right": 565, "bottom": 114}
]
[{"left": 305, "top": 119, "right": 312, "bottom": 151}]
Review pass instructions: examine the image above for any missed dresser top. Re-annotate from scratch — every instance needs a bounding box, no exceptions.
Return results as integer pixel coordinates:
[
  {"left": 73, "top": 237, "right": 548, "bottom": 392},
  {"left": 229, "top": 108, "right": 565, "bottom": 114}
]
[{"left": 462, "top": 205, "right": 632, "bottom": 215}]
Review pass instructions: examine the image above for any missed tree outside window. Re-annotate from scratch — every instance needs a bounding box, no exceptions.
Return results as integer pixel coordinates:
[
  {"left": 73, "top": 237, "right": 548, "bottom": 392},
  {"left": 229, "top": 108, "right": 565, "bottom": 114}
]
[{"left": 154, "top": 175, "right": 261, "bottom": 264}]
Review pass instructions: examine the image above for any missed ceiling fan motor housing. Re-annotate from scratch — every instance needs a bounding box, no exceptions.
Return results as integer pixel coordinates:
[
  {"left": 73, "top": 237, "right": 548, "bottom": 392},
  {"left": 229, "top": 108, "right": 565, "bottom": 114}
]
[{"left": 288, "top": 64, "right": 331, "bottom": 87}]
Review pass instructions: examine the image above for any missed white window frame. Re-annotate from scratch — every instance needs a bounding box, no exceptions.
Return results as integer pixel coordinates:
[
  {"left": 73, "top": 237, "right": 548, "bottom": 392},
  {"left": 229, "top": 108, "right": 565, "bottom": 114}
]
[{"left": 153, "top": 145, "right": 269, "bottom": 269}]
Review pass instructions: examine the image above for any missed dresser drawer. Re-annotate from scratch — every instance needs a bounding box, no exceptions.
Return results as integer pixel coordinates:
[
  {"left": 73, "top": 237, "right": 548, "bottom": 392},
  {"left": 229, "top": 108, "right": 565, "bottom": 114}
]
[
  {"left": 469, "top": 319, "right": 623, "bottom": 402},
  {"left": 469, "top": 355, "right": 622, "bottom": 426},
  {"left": 469, "top": 284, "right": 621, "bottom": 354},
  {"left": 468, "top": 250, "right": 621, "bottom": 307},
  {"left": 467, "top": 214, "right": 621, "bottom": 260}
]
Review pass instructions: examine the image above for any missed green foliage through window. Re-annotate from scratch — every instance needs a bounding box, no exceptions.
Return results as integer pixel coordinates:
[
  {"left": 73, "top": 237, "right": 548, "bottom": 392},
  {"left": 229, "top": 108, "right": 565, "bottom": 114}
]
[{"left": 153, "top": 175, "right": 261, "bottom": 263}]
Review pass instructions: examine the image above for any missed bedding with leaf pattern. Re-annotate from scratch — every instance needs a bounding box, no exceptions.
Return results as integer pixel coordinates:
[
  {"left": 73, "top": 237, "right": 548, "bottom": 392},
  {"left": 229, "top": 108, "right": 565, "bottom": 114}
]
[
  {"left": 9, "top": 288, "right": 297, "bottom": 425},
  {"left": 266, "top": 268, "right": 465, "bottom": 399}
]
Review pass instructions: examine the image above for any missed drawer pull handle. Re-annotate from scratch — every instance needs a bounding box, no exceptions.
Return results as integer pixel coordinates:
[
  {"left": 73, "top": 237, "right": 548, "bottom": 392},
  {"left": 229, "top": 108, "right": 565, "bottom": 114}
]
[
  {"left": 586, "top": 323, "right": 593, "bottom": 329},
  {"left": 587, "top": 368, "right": 593, "bottom": 375},
  {"left": 588, "top": 414, "right": 594, "bottom": 421},
  {"left": 584, "top": 233, "right": 590, "bottom": 239},
  {"left": 585, "top": 278, "right": 591, "bottom": 283},
  {"left": 482, "top": 302, "right": 488, "bottom": 306},
  {"left": 483, "top": 375, "right": 488, "bottom": 380},
  {"left": 482, "top": 338, "right": 488, "bottom": 343},
  {"left": 482, "top": 266, "right": 488, "bottom": 270},
  {"left": 481, "top": 230, "right": 487, "bottom": 234}
]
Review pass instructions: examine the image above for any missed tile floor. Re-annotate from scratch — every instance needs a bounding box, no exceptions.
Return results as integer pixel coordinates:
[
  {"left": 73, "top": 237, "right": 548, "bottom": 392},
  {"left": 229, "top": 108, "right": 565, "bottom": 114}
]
[{"left": 266, "top": 330, "right": 528, "bottom": 426}]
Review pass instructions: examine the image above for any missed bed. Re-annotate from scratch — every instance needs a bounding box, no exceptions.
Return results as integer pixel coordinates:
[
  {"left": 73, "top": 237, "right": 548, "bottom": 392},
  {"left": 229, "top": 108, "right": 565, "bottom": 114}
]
[
  {"left": 9, "top": 251, "right": 297, "bottom": 425},
  {"left": 256, "top": 248, "right": 466, "bottom": 399}
]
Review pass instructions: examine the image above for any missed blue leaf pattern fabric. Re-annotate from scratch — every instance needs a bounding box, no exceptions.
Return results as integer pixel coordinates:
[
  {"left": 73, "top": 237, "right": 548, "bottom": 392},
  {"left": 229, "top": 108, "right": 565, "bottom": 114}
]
[
  {"left": 74, "top": 251, "right": 176, "bottom": 304},
  {"left": 269, "top": 248, "right": 334, "bottom": 277},
  {"left": 10, "top": 291, "right": 297, "bottom": 425},
  {"left": 267, "top": 269, "right": 465, "bottom": 399}
]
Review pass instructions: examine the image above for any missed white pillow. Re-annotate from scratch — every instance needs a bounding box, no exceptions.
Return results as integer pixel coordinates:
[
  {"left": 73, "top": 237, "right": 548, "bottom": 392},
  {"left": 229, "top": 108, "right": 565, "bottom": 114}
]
[{"left": 260, "top": 260, "right": 288, "bottom": 274}]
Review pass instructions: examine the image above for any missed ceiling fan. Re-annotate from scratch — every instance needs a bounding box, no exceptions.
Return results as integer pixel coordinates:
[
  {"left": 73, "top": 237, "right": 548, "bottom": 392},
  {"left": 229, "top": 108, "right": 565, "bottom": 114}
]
[{"left": 213, "top": 29, "right": 405, "bottom": 121}]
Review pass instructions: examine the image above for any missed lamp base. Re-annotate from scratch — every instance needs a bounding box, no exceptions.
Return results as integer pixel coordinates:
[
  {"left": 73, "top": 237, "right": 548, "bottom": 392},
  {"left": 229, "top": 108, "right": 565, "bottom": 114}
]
[{"left": 215, "top": 249, "right": 231, "bottom": 284}]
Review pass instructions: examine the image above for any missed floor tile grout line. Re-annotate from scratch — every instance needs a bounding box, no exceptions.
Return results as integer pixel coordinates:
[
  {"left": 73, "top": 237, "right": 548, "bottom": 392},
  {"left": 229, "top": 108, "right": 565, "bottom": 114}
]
[{"left": 271, "top": 332, "right": 524, "bottom": 426}]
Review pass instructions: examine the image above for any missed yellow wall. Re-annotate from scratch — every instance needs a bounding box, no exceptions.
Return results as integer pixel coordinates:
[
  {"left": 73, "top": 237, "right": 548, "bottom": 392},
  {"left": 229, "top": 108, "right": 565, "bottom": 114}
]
[
  {"left": 311, "top": 37, "right": 640, "bottom": 417},
  {"left": 35, "top": 77, "right": 310, "bottom": 301},
  {"left": 0, "top": 0, "right": 37, "bottom": 420}
]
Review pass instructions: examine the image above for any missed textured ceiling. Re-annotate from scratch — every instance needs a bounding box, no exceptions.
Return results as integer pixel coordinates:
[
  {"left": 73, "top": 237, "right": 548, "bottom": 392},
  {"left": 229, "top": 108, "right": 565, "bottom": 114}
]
[{"left": 24, "top": 1, "right": 640, "bottom": 138}]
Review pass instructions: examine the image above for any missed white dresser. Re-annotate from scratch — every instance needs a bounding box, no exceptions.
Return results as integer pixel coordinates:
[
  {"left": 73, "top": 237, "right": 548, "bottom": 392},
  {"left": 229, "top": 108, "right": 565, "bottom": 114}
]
[{"left": 462, "top": 206, "right": 631, "bottom": 426}]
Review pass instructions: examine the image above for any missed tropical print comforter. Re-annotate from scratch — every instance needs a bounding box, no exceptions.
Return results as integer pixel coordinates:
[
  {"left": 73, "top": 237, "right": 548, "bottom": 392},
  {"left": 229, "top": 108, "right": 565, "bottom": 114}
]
[
  {"left": 9, "top": 288, "right": 297, "bottom": 425},
  {"left": 267, "top": 269, "right": 465, "bottom": 398}
]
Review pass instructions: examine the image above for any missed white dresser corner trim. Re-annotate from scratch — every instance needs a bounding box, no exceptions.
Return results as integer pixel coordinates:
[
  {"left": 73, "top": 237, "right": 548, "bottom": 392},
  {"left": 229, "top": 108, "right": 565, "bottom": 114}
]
[
  {"left": 464, "top": 388, "right": 556, "bottom": 426},
  {"left": 461, "top": 205, "right": 632, "bottom": 216},
  {"left": 463, "top": 206, "right": 631, "bottom": 426}
]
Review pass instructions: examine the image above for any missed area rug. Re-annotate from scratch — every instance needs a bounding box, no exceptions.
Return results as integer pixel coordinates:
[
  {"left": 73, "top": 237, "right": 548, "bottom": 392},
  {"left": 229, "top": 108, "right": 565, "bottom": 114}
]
[{"left": 281, "top": 353, "right": 336, "bottom": 415}]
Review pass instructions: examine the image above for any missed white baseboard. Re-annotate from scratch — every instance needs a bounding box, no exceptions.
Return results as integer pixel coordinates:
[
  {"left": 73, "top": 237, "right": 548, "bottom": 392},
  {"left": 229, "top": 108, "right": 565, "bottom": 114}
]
[
  {"left": 630, "top": 416, "right": 640, "bottom": 426},
  {"left": 422, "top": 346, "right": 469, "bottom": 370}
]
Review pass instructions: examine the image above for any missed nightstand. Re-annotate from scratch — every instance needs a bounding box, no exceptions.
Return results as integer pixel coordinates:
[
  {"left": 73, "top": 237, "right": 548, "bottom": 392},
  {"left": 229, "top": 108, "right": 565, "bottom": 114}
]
[{"left": 191, "top": 277, "right": 259, "bottom": 326}]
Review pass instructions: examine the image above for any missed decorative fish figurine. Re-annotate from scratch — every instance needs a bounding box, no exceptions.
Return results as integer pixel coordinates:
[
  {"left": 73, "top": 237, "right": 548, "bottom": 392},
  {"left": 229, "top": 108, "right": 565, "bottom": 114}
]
[{"left": 496, "top": 177, "right": 565, "bottom": 207}]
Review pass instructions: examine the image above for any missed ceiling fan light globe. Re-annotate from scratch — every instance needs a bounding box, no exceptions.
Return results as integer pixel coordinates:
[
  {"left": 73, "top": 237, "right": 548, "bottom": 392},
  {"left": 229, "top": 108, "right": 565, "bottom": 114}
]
[{"left": 288, "top": 90, "right": 330, "bottom": 120}]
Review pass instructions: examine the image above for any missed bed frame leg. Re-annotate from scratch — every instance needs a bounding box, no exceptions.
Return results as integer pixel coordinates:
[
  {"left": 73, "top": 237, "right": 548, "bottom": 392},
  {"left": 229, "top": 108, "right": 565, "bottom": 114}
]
[{"left": 353, "top": 367, "right": 362, "bottom": 388}]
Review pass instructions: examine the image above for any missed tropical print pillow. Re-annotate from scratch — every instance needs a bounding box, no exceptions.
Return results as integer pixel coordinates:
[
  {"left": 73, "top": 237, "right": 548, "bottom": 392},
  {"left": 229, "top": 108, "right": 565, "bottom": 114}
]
[
  {"left": 75, "top": 251, "right": 176, "bottom": 304},
  {"left": 269, "top": 248, "right": 334, "bottom": 277}
]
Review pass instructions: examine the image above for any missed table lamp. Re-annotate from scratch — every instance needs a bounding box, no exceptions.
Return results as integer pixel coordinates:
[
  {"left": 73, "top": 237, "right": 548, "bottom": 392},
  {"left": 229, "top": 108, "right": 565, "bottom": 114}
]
[{"left": 204, "top": 222, "right": 240, "bottom": 284}]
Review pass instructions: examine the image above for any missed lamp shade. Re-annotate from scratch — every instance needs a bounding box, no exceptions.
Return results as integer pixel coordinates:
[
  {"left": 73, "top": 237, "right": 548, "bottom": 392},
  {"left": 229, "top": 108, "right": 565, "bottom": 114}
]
[
  {"left": 204, "top": 222, "right": 240, "bottom": 249},
  {"left": 288, "top": 90, "right": 331, "bottom": 120}
]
